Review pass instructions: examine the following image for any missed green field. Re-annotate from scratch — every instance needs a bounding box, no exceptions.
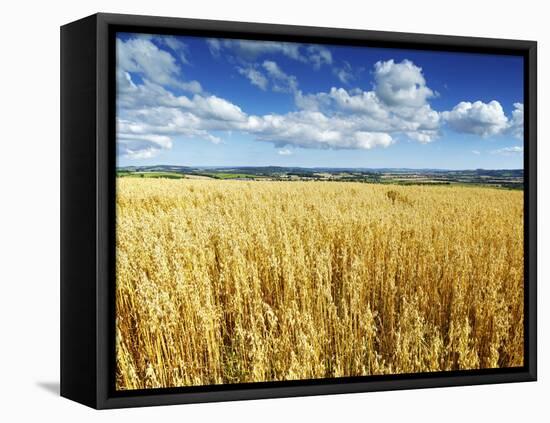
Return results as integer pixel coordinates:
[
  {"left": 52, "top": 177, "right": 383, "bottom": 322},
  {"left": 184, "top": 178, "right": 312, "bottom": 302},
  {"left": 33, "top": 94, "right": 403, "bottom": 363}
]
[
  {"left": 209, "top": 172, "right": 260, "bottom": 179},
  {"left": 117, "top": 171, "right": 186, "bottom": 179},
  {"left": 116, "top": 166, "right": 523, "bottom": 189}
]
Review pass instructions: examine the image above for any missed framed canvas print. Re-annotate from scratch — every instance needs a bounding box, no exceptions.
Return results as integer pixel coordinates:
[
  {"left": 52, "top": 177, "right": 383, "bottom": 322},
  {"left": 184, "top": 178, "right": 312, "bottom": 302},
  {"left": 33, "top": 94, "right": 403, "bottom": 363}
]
[{"left": 60, "top": 13, "right": 537, "bottom": 409}]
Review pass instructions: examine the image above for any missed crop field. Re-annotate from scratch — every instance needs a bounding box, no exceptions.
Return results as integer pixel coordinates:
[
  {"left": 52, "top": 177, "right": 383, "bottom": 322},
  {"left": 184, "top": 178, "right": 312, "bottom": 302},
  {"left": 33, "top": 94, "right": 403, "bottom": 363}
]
[{"left": 115, "top": 178, "right": 524, "bottom": 390}]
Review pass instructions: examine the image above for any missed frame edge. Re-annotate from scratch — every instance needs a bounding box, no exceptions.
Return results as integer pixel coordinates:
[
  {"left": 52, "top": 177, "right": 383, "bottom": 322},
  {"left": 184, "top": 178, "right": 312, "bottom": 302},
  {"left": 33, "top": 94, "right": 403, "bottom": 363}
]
[{"left": 60, "top": 13, "right": 99, "bottom": 409}]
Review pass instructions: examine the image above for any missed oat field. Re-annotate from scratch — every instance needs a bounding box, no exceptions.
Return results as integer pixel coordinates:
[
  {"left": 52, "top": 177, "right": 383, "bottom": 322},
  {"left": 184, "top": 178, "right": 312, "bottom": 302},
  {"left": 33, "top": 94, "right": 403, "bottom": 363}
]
[{"left": 115, "top": 178, "right": 524, "bottom": 390}]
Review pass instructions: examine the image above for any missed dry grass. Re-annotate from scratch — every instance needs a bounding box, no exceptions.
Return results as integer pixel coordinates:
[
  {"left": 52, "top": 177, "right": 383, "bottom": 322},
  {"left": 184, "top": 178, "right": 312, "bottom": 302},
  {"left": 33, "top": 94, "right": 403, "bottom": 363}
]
[{"left": 115, "top": 178, "right": 524, "bottom": 390}]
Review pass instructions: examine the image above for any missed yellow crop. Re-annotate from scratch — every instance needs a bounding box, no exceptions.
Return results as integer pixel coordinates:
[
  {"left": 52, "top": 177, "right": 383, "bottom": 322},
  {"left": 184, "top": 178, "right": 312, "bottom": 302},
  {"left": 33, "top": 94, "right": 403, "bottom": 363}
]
[{"left": 115, "top": 178, "right": 524, "bottom": 390}]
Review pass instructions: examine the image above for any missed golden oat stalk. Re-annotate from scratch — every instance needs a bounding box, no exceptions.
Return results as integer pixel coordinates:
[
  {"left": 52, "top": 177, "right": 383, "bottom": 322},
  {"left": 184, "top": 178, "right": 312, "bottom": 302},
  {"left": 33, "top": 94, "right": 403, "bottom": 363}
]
[{"left": 115, "top": 179, "right": 524, "bottom": 390}]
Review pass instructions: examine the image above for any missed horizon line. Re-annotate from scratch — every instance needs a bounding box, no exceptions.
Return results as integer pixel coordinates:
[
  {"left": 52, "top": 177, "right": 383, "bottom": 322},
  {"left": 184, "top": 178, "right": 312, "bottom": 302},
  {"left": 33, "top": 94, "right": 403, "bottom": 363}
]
[{"left": 116, "top": 164, "right": 524, "bottom": 171}]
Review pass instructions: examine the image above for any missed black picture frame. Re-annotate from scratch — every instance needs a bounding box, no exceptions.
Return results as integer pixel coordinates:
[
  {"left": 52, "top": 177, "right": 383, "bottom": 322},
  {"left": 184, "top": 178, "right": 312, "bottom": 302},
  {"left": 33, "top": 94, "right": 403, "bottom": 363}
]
[{"left": 61, "top": 12, "right": 537, "bottom": 409}]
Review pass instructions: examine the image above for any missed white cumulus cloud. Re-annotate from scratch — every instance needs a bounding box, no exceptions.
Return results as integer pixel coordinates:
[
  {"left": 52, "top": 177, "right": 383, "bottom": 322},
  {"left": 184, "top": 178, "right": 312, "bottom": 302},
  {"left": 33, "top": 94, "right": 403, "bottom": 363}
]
[
  {"left": 332, "top": 61, "right": 357, "bottom": 84},
  {"left": 374, "top": 59, "right": 435, "bottom": 108},
  {"left": 116, "top": 41, "right": 524, "bottom": 160},
  {"left": 294, "top": 83, "right": 440, "bottom": 143},
  {"left": 156, "top": 36, "right": 190, "bottom": 64},
  {"left": 206, "top": 39, "right": 333, "bottom": 69},
  {"left": 509, "top": 102, "right": 524, "bottom": 139},
  {"left": 278, "top": 149, "right": 293, "bottom": 156},
  {"left": 117, "top": 58, "right": 441, "bottom": 158},
  {"left": 241, "top": 111, "right": 395, "bottom": 150},
  {"left": 307, "top": 45, "right": 333, "bottom": 69},
  {"left": 262, "top": 61, "right": 298, "bottom": 93},
  {"left": 237, "top": 66, "right": 268, "bottom": 90},
  {"left": 117, "top": 133, "right": 173, "bottom": 159},
  {"left": 117, "top": 36, "right": 202, "bottom": 93},
  {"left": 208, "top": 39, "right": 304, "bottom": 62},
  {"left": 442, "top": 100, "right": 509, "bottom": 137}
]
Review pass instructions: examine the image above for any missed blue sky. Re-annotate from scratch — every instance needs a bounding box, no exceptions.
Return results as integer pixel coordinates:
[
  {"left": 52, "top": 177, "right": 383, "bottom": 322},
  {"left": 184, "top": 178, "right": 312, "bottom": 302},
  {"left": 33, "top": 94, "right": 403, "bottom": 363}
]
[{"left": 116, "top": 32, "right": 524, "bottom": 169}]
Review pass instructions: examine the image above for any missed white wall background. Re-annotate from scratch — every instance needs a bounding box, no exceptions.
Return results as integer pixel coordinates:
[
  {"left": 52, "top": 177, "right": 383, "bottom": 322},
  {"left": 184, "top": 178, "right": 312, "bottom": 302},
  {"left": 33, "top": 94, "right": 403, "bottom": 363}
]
[{"left": 1, "top": 0, "right": 546, "bottom": 420}]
